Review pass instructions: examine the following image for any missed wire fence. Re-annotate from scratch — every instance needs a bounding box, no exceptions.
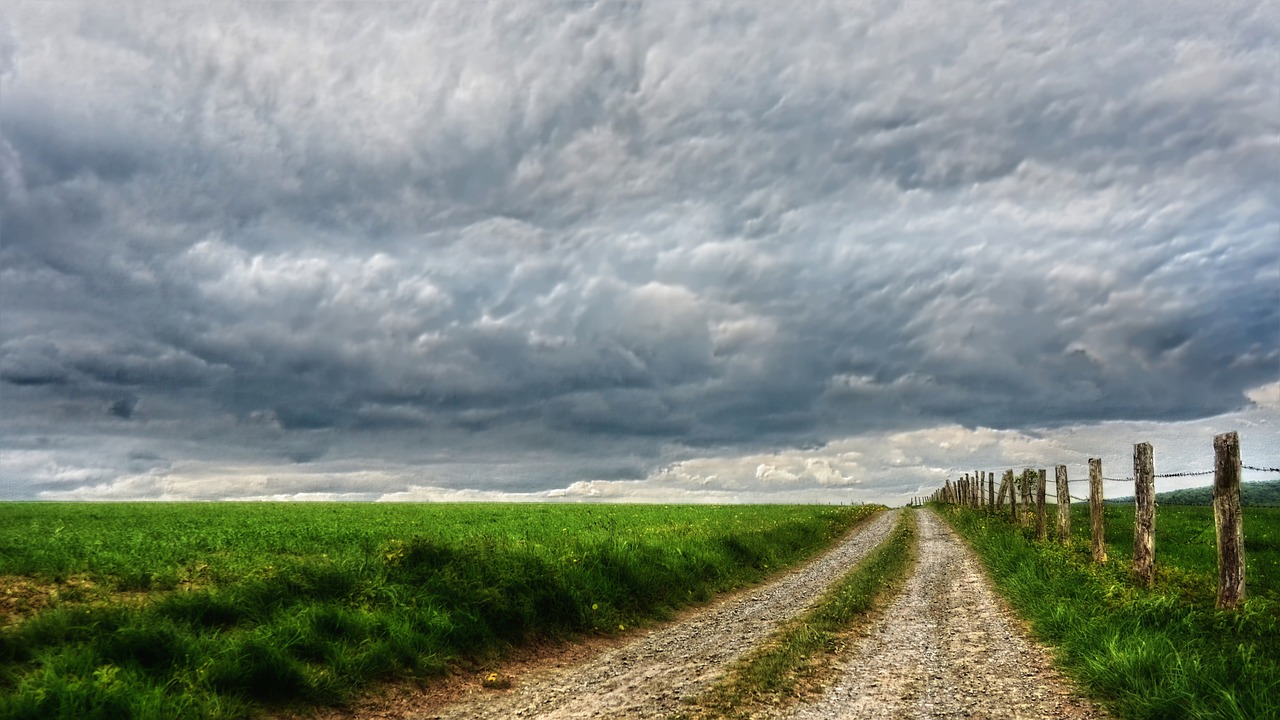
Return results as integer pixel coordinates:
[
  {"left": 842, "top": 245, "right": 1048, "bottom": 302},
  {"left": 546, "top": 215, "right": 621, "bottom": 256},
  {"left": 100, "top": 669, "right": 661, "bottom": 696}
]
[
  {"left": 918, "top": 449, "right": 1280, "bottom": 509},
  {"left": 920, "top": 432, "right": 1256, "bottom": 607}
]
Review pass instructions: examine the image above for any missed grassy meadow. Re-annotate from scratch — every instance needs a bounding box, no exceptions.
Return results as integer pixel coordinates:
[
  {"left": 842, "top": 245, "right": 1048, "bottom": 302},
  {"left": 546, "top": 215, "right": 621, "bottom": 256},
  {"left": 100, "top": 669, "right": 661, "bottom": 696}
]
[
  {"left": 0, "top": 502, "right": 879, "bottom": 720},
  {"left": 939, "top": 503, "right": 1280, "bottom": 720}
]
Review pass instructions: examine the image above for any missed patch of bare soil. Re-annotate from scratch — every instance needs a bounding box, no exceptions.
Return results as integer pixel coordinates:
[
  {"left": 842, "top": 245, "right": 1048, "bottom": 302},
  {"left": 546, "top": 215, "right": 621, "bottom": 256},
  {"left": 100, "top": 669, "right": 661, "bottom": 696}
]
[
  {"left": 1, "top": 574, "right": 152, "bottom": 627},
  {"left": 781, "top": 509, "right": 1107, "bottom": 720},
  {"left": 291, "top": 510, "right": 901, "bottom": 720}
]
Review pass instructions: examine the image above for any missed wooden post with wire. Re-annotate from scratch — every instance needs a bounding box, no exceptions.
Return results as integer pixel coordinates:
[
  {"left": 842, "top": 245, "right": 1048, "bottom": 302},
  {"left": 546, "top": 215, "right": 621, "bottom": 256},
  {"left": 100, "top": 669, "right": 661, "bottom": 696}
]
[
  {"left": 1021, "top": 469, "right": 1033, "bottom": 525},
  {"left": 1089, "top": 458, "right": 1106, "bottom": 563},
  {"left": 988, "top": 471, "right": 995, "bottom": 511},
  {"left": 1213, "top": 432, "right": 1245, "bottom": 609},
  {"left": 1055, "top": 464, "right": 1070, "bottom": 543},
  {"left": 1036, "top": 469, "right": 1048, "bottom": 540},
  {"left": 1133, "top": 442, "right": 1156, "bottom": 587},
  {"left": 1009, "top": 470, "right": 1019, "bottom": 524}
]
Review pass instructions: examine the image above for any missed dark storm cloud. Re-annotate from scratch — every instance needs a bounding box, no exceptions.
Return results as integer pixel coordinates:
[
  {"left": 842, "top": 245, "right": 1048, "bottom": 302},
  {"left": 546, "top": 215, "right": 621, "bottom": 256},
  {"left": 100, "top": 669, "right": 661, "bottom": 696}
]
[{"left": 1, "top": 0, "right": 1276, "bottom": 500}]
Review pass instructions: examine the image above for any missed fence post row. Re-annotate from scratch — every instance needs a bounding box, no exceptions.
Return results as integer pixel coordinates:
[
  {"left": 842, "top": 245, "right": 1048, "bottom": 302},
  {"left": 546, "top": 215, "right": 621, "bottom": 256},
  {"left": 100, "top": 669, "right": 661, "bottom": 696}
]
[
  {"left": 1214, "top": 432, "right": 1245, "bottom": 609},
  {"left": 1133, "top": 442, "right": 1156, "bottom": 587},
  {"left": 928, "top": 434, "right": 1255, "bottom": 612}
]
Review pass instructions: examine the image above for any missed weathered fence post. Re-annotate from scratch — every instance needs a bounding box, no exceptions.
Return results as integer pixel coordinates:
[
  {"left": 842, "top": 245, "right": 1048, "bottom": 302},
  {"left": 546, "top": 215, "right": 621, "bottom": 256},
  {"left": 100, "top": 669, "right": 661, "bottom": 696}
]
[
  {"left": 1214, "top": 432, "right": 1245, "bottom": 609},
  {"left": 1133, "top": 442, "right": 1156, "bottom": 587},
  {"left": 1036, "top": 469, "right": 1048, "bottom": 540},
  {"left": 996, "top": 472, "right": 1008, "bottom": 509},
  {"left": 988, "top": 471, "right": 995, "bottom": 511},
  {"left": 1009, "top": 470, "right": 1019, "bottom": 524},
  {"left": 1020, "top": 469, "right": 1032, "bottom": 524},
  {"left": 1055, "top": 465, "right": 1070, "bottom": 543},
  {"left": 1089, "top": 458, "right": 1106, "bottom": 563}
]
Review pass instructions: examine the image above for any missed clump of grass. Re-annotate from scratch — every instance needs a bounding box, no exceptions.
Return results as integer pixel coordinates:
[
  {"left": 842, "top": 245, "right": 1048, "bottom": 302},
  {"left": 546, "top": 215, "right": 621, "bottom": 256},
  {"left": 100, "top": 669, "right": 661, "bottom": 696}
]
[
  {"left": 680, "top": 510, "right": 917, "bottom": 719},
  {"left": 0, "top": 502, "right": 880, "bottom": 720},
  {"left": 938, "top": 504, "right": 1279, "bottom": 720}
]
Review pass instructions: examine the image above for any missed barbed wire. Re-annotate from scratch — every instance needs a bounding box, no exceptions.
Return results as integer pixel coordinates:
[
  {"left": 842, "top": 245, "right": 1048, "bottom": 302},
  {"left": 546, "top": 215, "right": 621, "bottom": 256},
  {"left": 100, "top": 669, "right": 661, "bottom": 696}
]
[{"left": 954, "top": 465, "right": 1276, "bottom": 485}]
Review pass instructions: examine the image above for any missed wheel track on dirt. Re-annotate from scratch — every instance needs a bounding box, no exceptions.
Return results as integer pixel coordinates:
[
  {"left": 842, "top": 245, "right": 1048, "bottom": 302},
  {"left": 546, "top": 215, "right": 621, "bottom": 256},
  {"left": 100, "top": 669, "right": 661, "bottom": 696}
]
[{"left": 781, "top": 509, "right": 1106, "bottom": 720}]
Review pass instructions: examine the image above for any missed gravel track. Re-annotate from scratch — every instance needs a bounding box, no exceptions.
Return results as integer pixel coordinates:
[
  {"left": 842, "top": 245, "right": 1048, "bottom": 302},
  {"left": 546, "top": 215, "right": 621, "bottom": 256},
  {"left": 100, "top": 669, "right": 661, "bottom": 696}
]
[
  {"left": 416, "top": 509, "right": 901, "bottom": 720},
  {"left": 783, "top": 509, "right": 1106, "bottom": 720}
]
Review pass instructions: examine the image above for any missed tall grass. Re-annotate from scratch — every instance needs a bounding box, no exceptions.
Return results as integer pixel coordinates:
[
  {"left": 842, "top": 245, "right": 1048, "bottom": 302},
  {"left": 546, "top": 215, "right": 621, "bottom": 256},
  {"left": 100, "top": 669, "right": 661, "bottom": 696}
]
[
  {"left": 939, "top": 504, "right": 1279, "bottom": 720},
  {"left": 0, "top": 503, "right": 879, "bottom": 720}
]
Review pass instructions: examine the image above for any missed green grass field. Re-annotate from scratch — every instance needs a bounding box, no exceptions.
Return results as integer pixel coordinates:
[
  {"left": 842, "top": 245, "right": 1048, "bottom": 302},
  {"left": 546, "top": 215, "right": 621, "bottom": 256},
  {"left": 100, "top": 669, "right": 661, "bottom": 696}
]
[
  {"left": 0, "top": 502, "right": 879, "bottom": 720},
  {"left": 940, "top": 503, "right": 1280, "bottom": 720}
]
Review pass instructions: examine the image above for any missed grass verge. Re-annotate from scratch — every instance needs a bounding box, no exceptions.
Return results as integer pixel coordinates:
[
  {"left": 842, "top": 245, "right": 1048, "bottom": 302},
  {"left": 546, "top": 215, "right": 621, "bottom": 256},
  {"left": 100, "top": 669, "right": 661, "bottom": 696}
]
[
  {"left": 0, "top": 503, "right": 880, "bottom": 720},
  {"left": 675, "top": 509, "right": 917, "bottom": 720},
  {"left": 938, "top": 504, "right": 1280, "bottom": 720}
]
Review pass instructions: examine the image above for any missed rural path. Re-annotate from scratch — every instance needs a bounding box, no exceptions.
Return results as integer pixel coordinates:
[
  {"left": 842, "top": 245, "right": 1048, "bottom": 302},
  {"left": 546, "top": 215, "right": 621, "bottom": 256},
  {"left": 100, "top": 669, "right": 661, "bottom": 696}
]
[
  {"left": 414, "top": 509, "right": 902, "bottom": 720},
  {"left": 781, "top": 508, "right": 1106, "bottom": 720}
]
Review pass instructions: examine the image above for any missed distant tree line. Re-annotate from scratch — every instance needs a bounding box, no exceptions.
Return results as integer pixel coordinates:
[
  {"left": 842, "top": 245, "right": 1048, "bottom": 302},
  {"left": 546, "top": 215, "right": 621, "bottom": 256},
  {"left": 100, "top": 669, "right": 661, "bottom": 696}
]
[{"left": 1106, "top": 478, "right": 1280, "bottom": 507}]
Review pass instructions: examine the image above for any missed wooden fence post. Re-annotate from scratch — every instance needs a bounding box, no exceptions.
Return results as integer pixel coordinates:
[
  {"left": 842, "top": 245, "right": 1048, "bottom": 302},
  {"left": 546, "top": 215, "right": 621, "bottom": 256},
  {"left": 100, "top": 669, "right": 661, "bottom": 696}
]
[
  {"left": 988, "top": 471, "right": 995, "bottom": 511},
  {"left": 1036, "top": 469, "right": 1048, "bottom": 540},
  {"left": 1133, "top": 442, "right": 1155, "bottom": 587},
  {"left": 1021, "top": 469, "right": 1032, "bottom": 523},
  {"left": 1214, "top": 432, "right": 1245, "bottom": 609},
  {"left": 996, "top": 473, "right": 1007, "bottom": 509},
  {"left": 1089, "top": 458, "right": 1106, "bottom": 563},
  {"left": 1009, "top": 470, "right": 1019, "bottom": 524},
  {"left": 1055, "top": 465, "right": 1070, "bottom": 543}
]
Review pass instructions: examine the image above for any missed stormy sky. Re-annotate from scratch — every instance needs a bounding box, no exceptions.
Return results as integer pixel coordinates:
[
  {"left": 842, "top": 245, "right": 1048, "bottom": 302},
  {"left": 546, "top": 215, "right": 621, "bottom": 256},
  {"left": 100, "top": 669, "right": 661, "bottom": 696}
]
[{"left": 1, "top": 1, "right": 1277, "bottom": 504}]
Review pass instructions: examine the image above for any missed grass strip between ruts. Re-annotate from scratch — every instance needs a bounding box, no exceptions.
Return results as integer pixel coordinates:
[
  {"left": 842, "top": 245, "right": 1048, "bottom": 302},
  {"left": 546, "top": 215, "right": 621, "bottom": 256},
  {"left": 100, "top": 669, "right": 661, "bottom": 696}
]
[
  {"left": 937, "top": 504, "right": 1280, "bottom": 720},
  {"left": 674, "top": 509, "right": 918, "bottom": 720}
]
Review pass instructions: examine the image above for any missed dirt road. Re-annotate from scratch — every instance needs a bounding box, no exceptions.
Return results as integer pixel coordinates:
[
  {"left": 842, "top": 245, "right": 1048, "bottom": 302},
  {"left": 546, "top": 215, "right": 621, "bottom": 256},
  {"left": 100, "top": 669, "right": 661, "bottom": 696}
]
[
  {"left": 782, "top": 509, "right": 1106, "bottom": 720},
  {"left": 414, "top": 510, "right": 902, "bottom": 720}
]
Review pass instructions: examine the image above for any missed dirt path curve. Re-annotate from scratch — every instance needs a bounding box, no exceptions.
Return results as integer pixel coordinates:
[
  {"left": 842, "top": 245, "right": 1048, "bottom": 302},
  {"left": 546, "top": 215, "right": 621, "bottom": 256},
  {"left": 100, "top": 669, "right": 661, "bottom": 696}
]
[
  {"left": 415, "top": 509, "right": 901, "bottom": 720},
  {"left": 783, "top": 509, "right": 1106, "bottom": 720}
]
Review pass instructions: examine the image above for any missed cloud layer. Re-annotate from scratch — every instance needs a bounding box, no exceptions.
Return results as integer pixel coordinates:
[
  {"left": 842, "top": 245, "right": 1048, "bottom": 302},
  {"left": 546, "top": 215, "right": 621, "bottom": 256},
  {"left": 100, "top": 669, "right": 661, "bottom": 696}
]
[{"left": 1, "top": 1, "right": 1277, "bottom": 502}]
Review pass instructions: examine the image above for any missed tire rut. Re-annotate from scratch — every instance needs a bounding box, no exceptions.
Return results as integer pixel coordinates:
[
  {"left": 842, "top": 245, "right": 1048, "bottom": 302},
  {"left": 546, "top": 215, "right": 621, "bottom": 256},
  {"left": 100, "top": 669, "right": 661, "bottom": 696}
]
[
  {"left": 416, "top": 510, "right": 901, "bottom": 720},
  {"left": 783, "top": 509, "right": 1106, "bottom": 720}
]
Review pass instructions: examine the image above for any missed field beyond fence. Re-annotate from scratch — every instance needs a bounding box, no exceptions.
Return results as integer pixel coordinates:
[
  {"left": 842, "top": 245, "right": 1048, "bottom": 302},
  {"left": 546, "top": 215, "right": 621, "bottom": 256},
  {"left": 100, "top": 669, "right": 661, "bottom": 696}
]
[{"left": 0, "top": 502, "right": 878, "bottom": 720}]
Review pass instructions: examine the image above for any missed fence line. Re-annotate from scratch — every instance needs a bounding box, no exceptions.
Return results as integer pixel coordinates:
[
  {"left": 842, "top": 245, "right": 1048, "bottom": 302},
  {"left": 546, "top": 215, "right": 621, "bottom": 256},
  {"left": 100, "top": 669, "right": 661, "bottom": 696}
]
[{"left": 922, "top": 432, "right": 1268, "bottom": 610}]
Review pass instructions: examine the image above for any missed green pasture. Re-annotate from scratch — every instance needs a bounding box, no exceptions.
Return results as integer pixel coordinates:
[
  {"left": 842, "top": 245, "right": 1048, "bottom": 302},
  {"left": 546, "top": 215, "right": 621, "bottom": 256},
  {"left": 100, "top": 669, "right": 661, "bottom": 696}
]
[{"left": 0, "top": 502, "right": 878, "bottom": 720}]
